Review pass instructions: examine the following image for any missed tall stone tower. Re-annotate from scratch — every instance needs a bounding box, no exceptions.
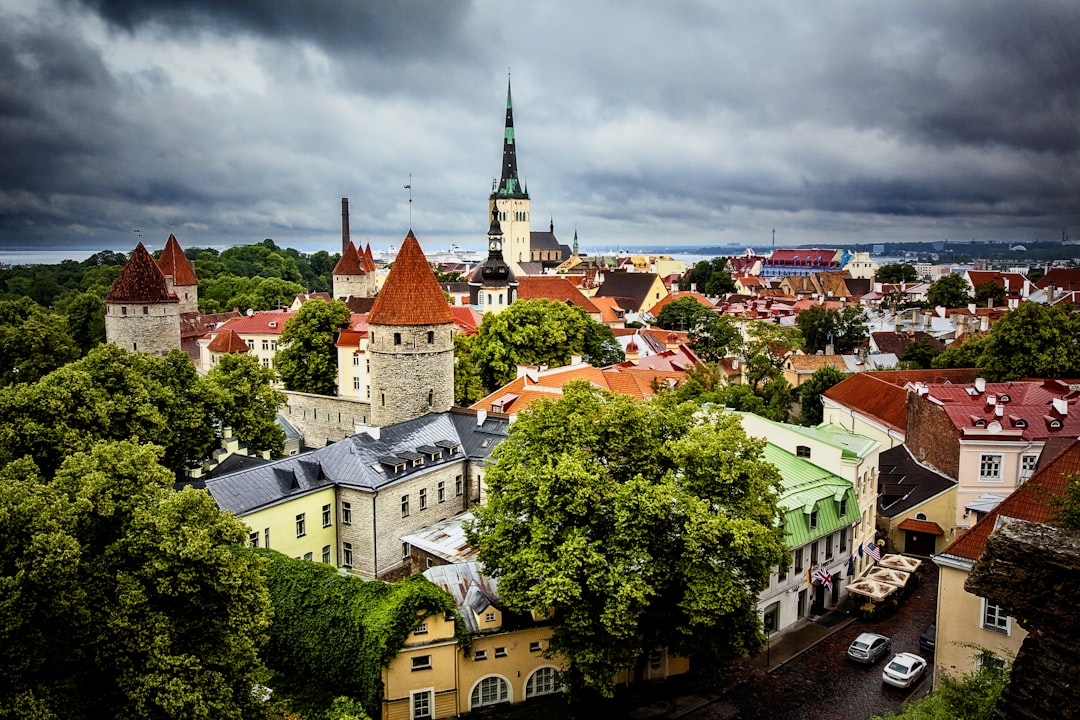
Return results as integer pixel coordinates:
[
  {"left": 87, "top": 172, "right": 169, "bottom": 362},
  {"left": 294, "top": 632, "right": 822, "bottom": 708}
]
[
  {"left": 104, "top": 242, "right": 181, "bottom": 356},
  {"left": 468, "top": 206, "right": 518, "bottom": 313},
  {"left": 488, "top": 77, "right": 531, "bottom": 275},
  {"left": 332, "top": 242, "right": 374, "bottom": 299},
  {"left": 367, "top": 231, "right": 454, "bottom": 427},
  {"left": 156, "top": 233, "right": 199, "bottom": 314}
]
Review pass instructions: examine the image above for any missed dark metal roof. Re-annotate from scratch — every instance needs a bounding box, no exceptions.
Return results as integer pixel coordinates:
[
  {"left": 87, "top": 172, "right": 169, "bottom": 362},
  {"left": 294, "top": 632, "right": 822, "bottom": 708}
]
[{"left": 877, "top": 444, "right": 956, "bottom": 518}]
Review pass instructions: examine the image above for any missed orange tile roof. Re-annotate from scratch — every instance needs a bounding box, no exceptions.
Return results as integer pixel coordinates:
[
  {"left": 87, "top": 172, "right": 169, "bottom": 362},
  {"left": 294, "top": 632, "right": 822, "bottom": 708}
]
[
  {"left": 516, "top": 276, "right": 600, "bottom": 313},
  {"left": 645, "top": 291, "right": 714, "bottom": 316},
  {"left": 450, "top": 306, "right": 482, "bottom": 335},
  {"left": 786, "top": 354, "right": 849, "bottom": 373},
  {"left": 822, "top": 372, "right": 910, "bottom": 432},
  {"left": 942, "top": 439, "right": 1080, "bottom": 561},
  {"left": 105, "top": 243, "right": 178, "bottom": 303},
  {"left": 215, "top": 310, "right": 295, "bottom": 335},
  {"left": 333, "top": 242, "right": 366, "bottom": 275},
  {"left": 588, "top": 295, "right": 627, "bottom": 323},
  {"left": 367, "top": 231, "right": 454, "bottom": 326},
  {"left": 362, "top": 243, "right": 377, "bottom": 272},
  {"left": 206, "top": 328, "right": 250, "bottom": 353},
  {"left": 896, "top": 518, "right": 944, "bottom": 535},
  {"left": 157, "top": 234, "right": 198, "bottom": 286}
]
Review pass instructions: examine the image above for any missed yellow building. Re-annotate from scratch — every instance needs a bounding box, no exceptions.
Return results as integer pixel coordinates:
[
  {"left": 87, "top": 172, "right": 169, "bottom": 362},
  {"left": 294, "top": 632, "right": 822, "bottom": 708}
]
[{"left": 240, "top": 486, "right": 338, "bottom": 564}]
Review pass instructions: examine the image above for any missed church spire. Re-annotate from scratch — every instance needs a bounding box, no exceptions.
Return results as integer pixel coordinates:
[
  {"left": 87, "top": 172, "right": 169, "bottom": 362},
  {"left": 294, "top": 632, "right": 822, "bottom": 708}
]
[{"left": 492, "top": 75, "right": 527, "bottom": 200}]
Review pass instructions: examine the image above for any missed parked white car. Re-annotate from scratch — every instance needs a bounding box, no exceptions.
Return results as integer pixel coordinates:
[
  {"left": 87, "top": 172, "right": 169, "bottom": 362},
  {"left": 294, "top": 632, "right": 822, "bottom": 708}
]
[
  {"left": 882, "top": 652, "right": 927, "bottom": 688},
  {"left": 847, "top": 632, "right": 892, "bottom": 664}
]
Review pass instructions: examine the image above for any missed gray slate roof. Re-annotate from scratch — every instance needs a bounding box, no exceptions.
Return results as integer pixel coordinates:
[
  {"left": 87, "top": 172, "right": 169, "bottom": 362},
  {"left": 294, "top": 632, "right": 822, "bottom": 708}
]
[
  {"left": 877, "top": 444, "right": 956, "bottom": 518},
  {"left": 206, "top": 409, "right": 508, "bottom": 515}
]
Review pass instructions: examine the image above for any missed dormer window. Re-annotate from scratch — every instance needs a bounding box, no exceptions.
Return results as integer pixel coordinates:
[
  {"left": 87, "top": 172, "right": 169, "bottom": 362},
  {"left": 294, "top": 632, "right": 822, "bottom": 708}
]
[
  {"left": 809, "top": 509, "right": 819, "bottom": 529},
  {"left": 974, "top": 418, "right": 987, "bottom": 427},
  {"left": 839, "top": 498, "right": 848, "bottom": 517}
]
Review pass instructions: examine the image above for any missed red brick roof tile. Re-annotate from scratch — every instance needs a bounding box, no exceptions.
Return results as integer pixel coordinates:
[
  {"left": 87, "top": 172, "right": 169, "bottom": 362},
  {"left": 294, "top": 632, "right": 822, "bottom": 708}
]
[
  {"left": 516, "top": 276, "right": 600, "bottom": 313},
  {"left": 362, "top": 243, "right": 377, "bottom": 272},
  {"left": 333, "top": 242, "right": 366, "bottom": 275},
  {"left": 896, "top": 518, "right": 944, "bottom": 535},
  {"left": 157, "top": 234, "right": 198, "bottom": 286},
  {"left": 105, "top": 243, "right": 178, "bottom": 304},
  {"left": 206, "top": 328, "right": 250, "bottom": 353},
  {"left": 367, "top": 231, "right": 454, "bottom": 326}
]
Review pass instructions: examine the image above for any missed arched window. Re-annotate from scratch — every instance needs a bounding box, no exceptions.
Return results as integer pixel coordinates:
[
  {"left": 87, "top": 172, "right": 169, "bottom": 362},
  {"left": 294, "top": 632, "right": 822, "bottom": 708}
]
[
  {"left": 525, "top": 666, "right": 562, "bottom": 698},
  {"left": 470, "top": 676, "right": 510, "bottom": 709},
  {"left": 916, "top": 512, "right": 928, "bottom": 521}
]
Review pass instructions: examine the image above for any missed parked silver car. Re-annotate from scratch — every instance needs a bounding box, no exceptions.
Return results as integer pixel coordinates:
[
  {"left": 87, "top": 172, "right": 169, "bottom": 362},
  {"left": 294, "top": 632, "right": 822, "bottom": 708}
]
[
  {"left": 847, "top": 632, "right": 892, "bottom": 664},
  {"left": 882, "top": 652, "right": 928, "bottom": 688}
]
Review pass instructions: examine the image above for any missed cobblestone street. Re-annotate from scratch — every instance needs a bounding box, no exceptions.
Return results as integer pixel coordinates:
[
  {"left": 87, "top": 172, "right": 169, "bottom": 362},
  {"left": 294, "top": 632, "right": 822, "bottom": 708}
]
[{"left": 628, "top": 560, "right": 938, "bottom": 720}]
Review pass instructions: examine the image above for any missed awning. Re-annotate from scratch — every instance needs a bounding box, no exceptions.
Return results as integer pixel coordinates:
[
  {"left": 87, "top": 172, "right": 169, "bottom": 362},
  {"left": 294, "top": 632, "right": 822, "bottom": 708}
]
[
  {"left": 965, "top": 493, "right": 1005, "bottom": 514},
  {"left": 896, "top": 518, "right": 945, "bottom": 536},
  {"left": 865, "top": 566, "right": 912, "bottom": 588},
  {"left": 878, "top": 554, "right": 922, "bottom": 573},
  {"left": 847, "top": 578, "right": 898, "bottom": 602}
]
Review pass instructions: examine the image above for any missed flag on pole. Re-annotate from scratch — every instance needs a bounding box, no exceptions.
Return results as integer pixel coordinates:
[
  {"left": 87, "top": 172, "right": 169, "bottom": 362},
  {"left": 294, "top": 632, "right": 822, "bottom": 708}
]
[
  {"left": 813, "top": 566, "right": 833, "bottom": 592},
  {"left": 858, "top": 543, "right": 864, "bottom": 558},
  {"left": 847, "top": 556, "right": 856, "bottom": 577},
  {"left": 865, "top": 542, "right": 881, "bottom": 562}
]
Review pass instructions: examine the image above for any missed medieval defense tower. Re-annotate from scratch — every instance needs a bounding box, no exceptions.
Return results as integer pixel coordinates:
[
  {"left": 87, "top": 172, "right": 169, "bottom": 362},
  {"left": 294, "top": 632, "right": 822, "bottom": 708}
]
[
  {"left": 104, "top": 242, "right": 182, "bottom": 356},
  {"left": 156, "top": 233, "right": 199, "bottom": 314},
  {"left": 366, "top": 231, "right": 455, "bottom": 427}
]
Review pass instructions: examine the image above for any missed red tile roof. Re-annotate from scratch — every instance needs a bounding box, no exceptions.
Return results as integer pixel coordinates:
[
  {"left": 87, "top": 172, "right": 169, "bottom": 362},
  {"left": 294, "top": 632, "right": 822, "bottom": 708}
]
[
  {"left": 896, "top": 518, "right": 944, "bottom": 535},
  {"left": 821, "top": 368, "right": 982, "bottom": 433},
  {"left": 925, "top": 380, "right": 1080, "bottom": 440},
  {"left": 105, "top": 243, "right": 178, "bottom": 303},
  {"left": 333, "top": 242, "right": 366, "bottom": 275},
  {"left": 214, "top": 310, "right": 295, "bottom": 335},
  {"left": 206, "top": 328, "right": 250, "bottom": 353},
  {"left": 450, "top": 306, "right": 482, "bottom": 335},
  {"left": 1035, "top": 268, "right": 1080, "bottom": 290},
  {"left": 367, "top": 231, "right": 454, "bottom": 326},
  {"left": 941, "top": 439, "right": 1080, "bottom": 561},
  {"left": 362, "top": 243, "right": 377, "bottom": 273},
  {"left": 516, "top": 276, "right": 600, "bottom": 313},
  {"left": 157, "top": 234, "right": 198, "bottom": 286}
]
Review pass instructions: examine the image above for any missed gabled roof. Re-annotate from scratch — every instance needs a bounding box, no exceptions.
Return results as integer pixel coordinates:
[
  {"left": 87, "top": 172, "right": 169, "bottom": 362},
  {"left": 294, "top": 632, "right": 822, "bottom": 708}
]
[
  {"left": 157, "top": 234, "right": 198, "bottom": 286},
  {"left": 213, "top": 310, "right": 295, "bottom": 336},
  {"left": 206, "top": 328, "right": 250, "bottom": 353},
  {"left": 450, "top": 306, "right": 482, "bottom": 335},
  {"left": 922, "top": 380, "right": 1080, "bottom": 441},
  {"left": 332, "top": 242, "right": 366, "bottom": 275},
  {"left": 822, "top": 368, "right": 982, "bottom": 433},
  {"left": 645, "top": 291, "right": 714, "bottom": 316},
  {"left": 765, "top": 443, "right": 859, "bottom": 548},
  {"left": 594, "top": 271, "right": 666, "bottom": 311},
  {"left": 938, "top": 439, "right": 1080, "bottom": 563},
  {"left": 367, "top": 231, "right": 454, "bottom": 326},
  {"left": 588, "top": 295, "right": 628, "bottom": 324},
  {"left": 105, "top": 243, "right": 178, "bottom": 303},
  {"left": 515, "top": 275, "right": 600, "bottom": 313},
  {"left": 877, "top": 444, "right": 956, "bottom": 518},
  {"left": 1035, "top": 268, "right": 1080, "bottom": 290}
]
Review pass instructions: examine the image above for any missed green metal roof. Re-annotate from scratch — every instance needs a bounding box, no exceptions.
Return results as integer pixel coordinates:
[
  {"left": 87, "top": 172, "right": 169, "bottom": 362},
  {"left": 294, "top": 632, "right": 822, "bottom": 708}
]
[
  {"left": 762, "top": 443, "right": 858, "bottom": 548},
  {"left": 736, "top": 412, "right": 879, "bottom": 460}
]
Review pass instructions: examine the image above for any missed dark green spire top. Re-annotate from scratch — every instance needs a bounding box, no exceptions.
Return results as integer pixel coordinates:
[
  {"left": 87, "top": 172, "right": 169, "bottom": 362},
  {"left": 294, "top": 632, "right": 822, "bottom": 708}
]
[{"left": 492, "top": 76, "right": 527, "bottom": 200}]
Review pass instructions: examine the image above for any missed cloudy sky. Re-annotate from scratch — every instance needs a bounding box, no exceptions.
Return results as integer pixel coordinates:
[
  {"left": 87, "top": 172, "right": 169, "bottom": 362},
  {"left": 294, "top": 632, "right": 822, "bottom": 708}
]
[{"left": 1, "top": 0, "right": 1078, "bottom": 259}]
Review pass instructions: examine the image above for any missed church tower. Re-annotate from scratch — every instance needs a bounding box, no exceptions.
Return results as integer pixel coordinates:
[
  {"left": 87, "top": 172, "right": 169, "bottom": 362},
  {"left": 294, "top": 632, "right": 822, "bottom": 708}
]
[
  {"left": 104, "top": 242, "right": 181, "bottom": 356},
  {"left": 367, "top": 231, "right": 454, "bottom": 427},
  {"left": 156, "top": 233, "right": 199, "bottom": 314},
  {"left": 468, "top": 207, "right": 517, "bottom": 313},
  {"left": 488, "top": 77, "right": 531, "bottom": 275}
]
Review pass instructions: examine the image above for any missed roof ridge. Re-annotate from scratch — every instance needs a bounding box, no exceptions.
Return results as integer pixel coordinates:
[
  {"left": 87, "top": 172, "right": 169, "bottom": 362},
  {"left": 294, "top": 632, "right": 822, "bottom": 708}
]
[
  {"left": 157, "top": 234, "right": 198, "bottom": 285},
  {"left": 105, "top": 243, "right": 178, "bottom": 303}
]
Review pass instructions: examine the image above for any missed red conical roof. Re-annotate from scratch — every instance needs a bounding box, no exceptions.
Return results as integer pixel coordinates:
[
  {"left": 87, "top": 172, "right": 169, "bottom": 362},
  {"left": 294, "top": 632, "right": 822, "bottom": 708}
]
[
  {"left": 332, "top": 242, "right": 365, "bottom": 275},
  {"left": 367, "top": 231, "right": 453, "bottom": 326},
  {"left": 105, "top": 243, "right": 178, "bottom": 303},
  {"left": 362, "top": 243, "right": 377, "bottom": 272},
  {"left": 157, "top": 233, "right": 198, "bottom": 286},
  {"left": 206, "top": 328, "right": 250, "bottom": 353}
]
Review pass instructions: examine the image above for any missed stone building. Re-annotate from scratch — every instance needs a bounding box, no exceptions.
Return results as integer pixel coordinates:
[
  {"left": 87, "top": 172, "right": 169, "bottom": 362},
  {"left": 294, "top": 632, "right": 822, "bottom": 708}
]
[
  {"left": 104, "top": 242, "right": 181, "bottom": 356},
  {"left": 156, "top": 233, "right": 199, "bottom": 314},
  {"left": 367, "top": 231, "right": 455, "bottom": 428}
]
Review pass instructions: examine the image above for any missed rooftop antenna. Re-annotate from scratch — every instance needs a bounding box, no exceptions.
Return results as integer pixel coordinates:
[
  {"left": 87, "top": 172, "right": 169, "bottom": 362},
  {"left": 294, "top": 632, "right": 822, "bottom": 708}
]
[
  {"left": 404, "top": 173, "right": 412, "bottom": 228},
  {"left": 772, "top": 228, "right": 775, "bottom": 247}
]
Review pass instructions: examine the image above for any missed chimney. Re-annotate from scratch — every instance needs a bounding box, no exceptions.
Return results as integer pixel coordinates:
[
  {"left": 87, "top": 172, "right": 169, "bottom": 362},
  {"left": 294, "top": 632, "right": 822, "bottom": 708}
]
[
  {"left": 476, "top": 409, "right": 488, "bottom": 426},
  {"left": 363, "top": 425, "right": 380, "bottom": 440},
  {"left": 1052, "top": 397, "right": 1068, "bottom": 416},
  {"left": 570, "top": 354, "right": 583, "bottom": 365},
  {"left": 975, "top": 377, "right": 986, "bottom": 393},
  {"left": 341, "top": 197, "right": 351, "bottom": 256},
  {"left": 995, "top": 404, "right": 1004, "bottom": 418}
]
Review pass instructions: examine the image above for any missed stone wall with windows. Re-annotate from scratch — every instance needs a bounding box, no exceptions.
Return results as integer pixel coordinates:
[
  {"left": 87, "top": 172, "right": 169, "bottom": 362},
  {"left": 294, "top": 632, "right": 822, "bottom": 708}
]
[{"left": 281, "top": 391, "right": 371, "bottom": 448}]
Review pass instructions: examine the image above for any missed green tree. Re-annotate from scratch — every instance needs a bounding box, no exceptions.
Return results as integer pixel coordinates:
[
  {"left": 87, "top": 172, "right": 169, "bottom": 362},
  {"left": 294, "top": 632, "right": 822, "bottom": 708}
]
[
  {"left": 973, "top": 281, "right": 1006, "bottom": 307},
  {"left": 901, "top": 338, "right": 942, "bottom": 369},
  {"left": 682, "top": 258, "right": 736, "bottom": 296},
  {"left": 795, "top": 306, "right": 868, "bottom": 354},
  {"left": 1051, "top": 472, "right": 1080, "bottom": 529},
  {"left": 927, "top": 273, "right": 974, "bottom": 308},
  {"left": 976, "top": 302, "right": 1080, "bottom": 381},
  {"left": 932, "top": 333, "right": 988, "bottom": 370},
  {"left": 0, "top": 441, "right": 272, "bottom": 720},
  {"left": 742, "top": 321, "right": 803, "bottom": 391},
  {"left": 798, "top": 366, "right": 849, "bottom": 425},
  {"left": 876, "top": 263, "right": 919, "bottom": 283},
  {"left": 467, "top": 383, "right": 787, "bottom": 698},
  {"left": 689, "top": 314, "right": 741, "bottom": 363},
  {"left": 582, "top": 320, "right": 625, "bottom": 367},
  {"left": 53, "top": 289, "right": 106, "bottom": 354},
  {"left": 452, "top": 333, "right": 484, "bottom": 405},
  {"left": 205, "top": 354, "right": 287, "bottom": 456},
  {"left": 0, "top": 297, "right": 80, "bottom": 385},
  {"left": 274, "top": 298, "right": 352, "bottom": 395},
  {"left": 470, "top": 299, "right": 618, "bottom": 392},
  {"left": 655, "top": 296, "right": 714, "bottom": 331}
]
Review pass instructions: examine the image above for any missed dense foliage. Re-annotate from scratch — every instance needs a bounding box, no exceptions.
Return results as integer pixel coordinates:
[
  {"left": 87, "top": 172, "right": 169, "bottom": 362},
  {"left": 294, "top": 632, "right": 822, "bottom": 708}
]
[
  {"left": 462, "top": 299, "right": 624, "bottom": 394},
  {"left": 0, "top": 344, "right": 284, "bottom": 476},
  {"left": 0, "top": 297, "right": 80, "bottom": 386},
  {"left": 794, "top": 305, "right": 868, "bottom": 354},
  {"left": 926, "top": 273, "right": 973, "bottom": 308},
  {"left": 876, "top": 263, "right": 920, "bottom": 283},
  {"left": 468, "top": 383, "right": 787, "bottom": 697},
  {"left": 654, "top": 296, "right": 715, "bottom": 331},
  {"left": 870, "top": 656, "right": 1009, "bottom": 720},
  {"left": 0, "top": 441, "right": 272, "bottom": 720},
  {"left": 680, "top": 257, "right": 736, "bottom": 296},
  {"left": 274, "top": 298, "right": 352, "bottom": 395},
  {"left": 258, "top": 550, "right": 460, "bottom": 718},
  {"left": 797, "top": 366, "right": 849, "bottom": 425}
]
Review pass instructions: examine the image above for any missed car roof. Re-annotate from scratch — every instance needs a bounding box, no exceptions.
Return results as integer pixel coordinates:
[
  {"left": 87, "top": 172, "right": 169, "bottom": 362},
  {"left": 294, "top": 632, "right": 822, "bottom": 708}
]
[
  {"left": 892, "top": 652, "right": 923, "bottom": 665},
  {"left": 855, "top": 632, "right": 888, "bottom": 641}
]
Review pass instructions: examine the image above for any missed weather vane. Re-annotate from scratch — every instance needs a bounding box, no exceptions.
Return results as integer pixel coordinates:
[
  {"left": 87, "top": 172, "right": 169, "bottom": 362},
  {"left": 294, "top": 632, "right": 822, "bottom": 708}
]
[{"left": 404, "top": 173, "right": 412, "bottom": 228}]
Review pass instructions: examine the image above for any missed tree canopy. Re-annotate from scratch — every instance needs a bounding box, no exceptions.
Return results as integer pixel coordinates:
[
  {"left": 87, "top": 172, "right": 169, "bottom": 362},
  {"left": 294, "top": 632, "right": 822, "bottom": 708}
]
[
  {"left": 0, "top": 441, "right": 272, "bottom": 720},
  {"left": 876, "top": 263, "right": 919, "bottom": 283},
  {"left": 797, "top": 365, "right": 849, "bottom": 425},
  {"left": 688, "top": 313, "right": 742, "bottom": 363},
  {"left": 795, "top": 305, "right": 868, "bottom": 354},
  {"left": 0, "top": 297, "right": 80, "bottom": 386},
  {"left": 655, "top": 296, "right": 715, "bottom": 331},
  {"left": 681, "top": 258, "right": 736, "bottom": 296},
  {"left": 274, "top": 298, "right": 352, "bottom": 395},
  {"left": 973, "top": 281, "right": 1006, "bottom": 307},
  {"left": 466, "top": 299, "right": 625, "bottom": 393},
  {"left": 467, "top": 382, "right": 787, "bottom": 697},
  {"left": 926, "top": 273, "right": 973, "bottom": 308}
]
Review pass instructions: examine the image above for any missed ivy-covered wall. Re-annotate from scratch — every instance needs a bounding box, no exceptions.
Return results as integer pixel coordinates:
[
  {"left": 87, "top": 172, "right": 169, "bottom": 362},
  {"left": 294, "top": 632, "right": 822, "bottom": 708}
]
[{"left": 257, "top": 549, "right": 460, "bottom": 716}]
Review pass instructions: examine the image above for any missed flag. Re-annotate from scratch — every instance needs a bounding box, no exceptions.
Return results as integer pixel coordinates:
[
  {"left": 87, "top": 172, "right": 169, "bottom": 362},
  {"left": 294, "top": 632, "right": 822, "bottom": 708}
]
[
  {"left": 813, "top": 566, "right": 833, "bottom": 592},
  {"left": 858, "top": 543, "right": 864, "bottom": 558},
  {"left": 865, "top": 542, "right": 881, "bottom": 562},
  {"left": 847, "top": 556, "right": 855, "bottom": 577},
  {"left": 806, "top": 568, "right": 812, "bottom": 588}
]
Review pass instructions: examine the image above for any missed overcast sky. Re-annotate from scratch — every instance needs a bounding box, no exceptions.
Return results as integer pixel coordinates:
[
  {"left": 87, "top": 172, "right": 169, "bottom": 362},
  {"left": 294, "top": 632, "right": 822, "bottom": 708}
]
[{"left": 1, "top": 0, "right": 1078, "bottom": 259}]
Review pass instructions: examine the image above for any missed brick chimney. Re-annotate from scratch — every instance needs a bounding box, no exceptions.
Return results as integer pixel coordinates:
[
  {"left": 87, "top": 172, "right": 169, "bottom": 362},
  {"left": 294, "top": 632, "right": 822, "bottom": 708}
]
[{"left": 341, "top": 197, "right": 351, "bottom": 256}]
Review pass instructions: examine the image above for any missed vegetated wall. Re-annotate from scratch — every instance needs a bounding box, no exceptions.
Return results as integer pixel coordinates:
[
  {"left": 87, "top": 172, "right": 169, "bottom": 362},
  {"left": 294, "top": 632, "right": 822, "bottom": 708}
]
[
  {"left": 905, "top": 392, "right": 961, "bottom": 479},
  {"left": 282, "top": 391, "right": 371, "bottom": 448},
  {"left": 966, "top": 519, "right": 1080, "bottom": 720}
]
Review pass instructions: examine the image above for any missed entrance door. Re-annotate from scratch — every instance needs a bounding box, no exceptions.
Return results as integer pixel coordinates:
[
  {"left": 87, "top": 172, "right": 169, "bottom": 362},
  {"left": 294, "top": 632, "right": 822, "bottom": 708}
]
[
  {"left": 811, "top": 583, "right": 826, "bottom": 615},
  {"left": 904, "top": 531, "right": 935, "bottom": 556}
]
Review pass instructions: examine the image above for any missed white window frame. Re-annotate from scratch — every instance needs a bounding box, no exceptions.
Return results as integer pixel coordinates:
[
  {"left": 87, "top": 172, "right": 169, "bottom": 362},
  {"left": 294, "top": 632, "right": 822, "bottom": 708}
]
[
  {"left": 410, "top": 688, "right": 434, "bottom": 720},
  {"left": 981, "top": 598, "right": 1011, "bottom": 634},
  {"left": 322, "top": 504, "right": 332, "bottom": 527},
  {"left": 295, "top": 513, "right": 306, "bottom": 537},
  {"left": 1020, "top": 453, "right": 1038, "bottom": 483},
  {"left": 469, "top": 675, "right": 511, "bottom": 709},
  {"left": 525, "top": 666, "right": 561, "bottom": 698},
  {"left": 979, "top": 454, "right": 1003, "bottom": 482},
  {"left": 411, "top": 655, "right": 432, "bottom": 671}
]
